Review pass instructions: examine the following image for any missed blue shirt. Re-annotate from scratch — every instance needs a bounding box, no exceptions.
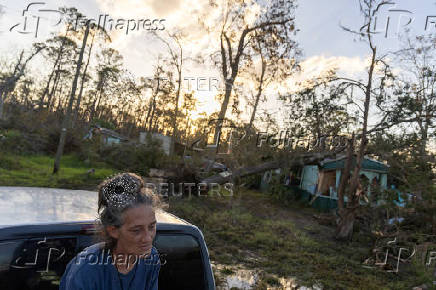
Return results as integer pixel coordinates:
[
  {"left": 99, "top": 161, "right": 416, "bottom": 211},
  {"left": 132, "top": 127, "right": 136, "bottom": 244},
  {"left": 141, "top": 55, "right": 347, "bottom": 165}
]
[{"left": 60, "top": 243, "right": 160, "bottom": 290}]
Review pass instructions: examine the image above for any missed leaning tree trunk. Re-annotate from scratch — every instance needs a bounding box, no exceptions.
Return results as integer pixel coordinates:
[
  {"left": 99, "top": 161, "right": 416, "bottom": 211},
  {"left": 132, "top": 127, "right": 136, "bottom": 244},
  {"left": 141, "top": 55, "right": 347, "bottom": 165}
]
[
  {"left": 171, "top": 68, "right": 181, "bottom": 155},
  {"left": 148, "top": 78, "right": 160, "bottom": 132},
  {"left": 39, "top": 26, "right": 70, "bottom": 109},
  {"left": 336, "top": 136, "right": 354, "bottom": 217},
  {"left": 88, "top": 86, "right": 102, "bottom": 123},
  {"left": 248, "top": 58, "right": 266, "bottom": 129},
  {"left": 205, "top": 78, "right": 234, "bottom": 172},
  {"left": 53, "top": 23, "right": 90, "bottom": 174},
  {"left": 148, "top": 98, "right": 156, "bottom": 132},
  {"left": 0, "top": 91, "right": 4, "bottom": 120},
  {"left": 335, "top": 39, "right": 377, "bottom": 241},
  {"left": 213, "top": 79, "right": 233, "bottom": 143},
  {"left": 335, "top": 208, "right": 357, "bottom": 240},
  {"left": 74, "top": 33, "right": 95, "bottom": 126}
]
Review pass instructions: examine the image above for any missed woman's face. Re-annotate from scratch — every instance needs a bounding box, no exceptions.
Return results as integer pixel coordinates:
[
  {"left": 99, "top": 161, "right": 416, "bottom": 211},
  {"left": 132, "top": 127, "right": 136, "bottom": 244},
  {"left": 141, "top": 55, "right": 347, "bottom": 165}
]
[{"left": 109, "top": 204, "right": 157, "bottom": 257}]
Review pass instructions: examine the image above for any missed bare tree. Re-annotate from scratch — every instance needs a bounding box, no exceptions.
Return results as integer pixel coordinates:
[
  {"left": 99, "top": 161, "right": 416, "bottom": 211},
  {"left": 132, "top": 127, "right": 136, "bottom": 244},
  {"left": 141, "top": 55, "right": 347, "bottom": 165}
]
[
  {"left": 154, "top": 32, "right": 187, "bottom": 145},
  {"left": 145, "top": 63, "right": 164, "bottom": 132},
  {"left": 211, "top": 0, "right": 299, "bottom": 143},
  {"left": 390, "top": 35, "right": 436, "bottom": 163},
  {"left": 0, "top": 45, "right": 45, "bottom": 120},
  {"left": 39, "top": 32, "right": 76, "bottom": 110},
  {"left": 88, "top": 48, "right": 123, "bottom": 123},
  {"left": 335, "top": 0, "right": 393, "bottom": 240},
  {"left": 244, "top": 31, "right": 299, "bottom": 130}
]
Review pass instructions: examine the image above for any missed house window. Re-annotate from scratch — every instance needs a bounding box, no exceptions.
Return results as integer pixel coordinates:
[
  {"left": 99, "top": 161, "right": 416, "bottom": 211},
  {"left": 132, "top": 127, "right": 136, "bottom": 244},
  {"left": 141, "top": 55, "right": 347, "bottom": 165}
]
[{"left": 318, "top": 171, "right": 336, "bottom": 196}]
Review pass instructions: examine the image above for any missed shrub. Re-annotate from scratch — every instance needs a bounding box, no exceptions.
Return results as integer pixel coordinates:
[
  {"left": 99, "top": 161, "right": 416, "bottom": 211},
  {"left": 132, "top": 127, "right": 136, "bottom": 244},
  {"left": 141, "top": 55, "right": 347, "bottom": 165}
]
[
  {"left": 241, "top": 174, "right": 262, "bottom": 189},
  {"left": 0, "top": 129, "right": 42, "bottom": 154},
  {"left": 91, "top": 118, "right": 116, "bottom": 130},
  {"left": 269, "top": 174, "right": 301, "bottom": 204},
  {"left": 43, "top": 126, "right": 84, "bottom": 154},
  {"left": 99, "top": 141, "right": 168, "bottom": 176}
]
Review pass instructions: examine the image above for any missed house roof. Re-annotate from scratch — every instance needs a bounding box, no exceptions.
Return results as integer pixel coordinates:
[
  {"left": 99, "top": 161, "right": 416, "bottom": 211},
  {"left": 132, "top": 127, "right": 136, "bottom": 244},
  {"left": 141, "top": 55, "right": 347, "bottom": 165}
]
[
  {"left": 97, "top": 127, "right": 129, "bottom": 141},
  {"left": 321, "top": 155, "right": 388, "bottom": 173}
]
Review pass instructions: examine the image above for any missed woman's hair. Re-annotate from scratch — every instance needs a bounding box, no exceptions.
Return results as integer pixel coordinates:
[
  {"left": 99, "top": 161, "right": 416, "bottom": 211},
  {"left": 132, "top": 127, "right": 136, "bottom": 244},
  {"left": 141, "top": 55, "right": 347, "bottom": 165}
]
[{"left": 96, "top": 172, "right": 162, "bottom": 250}]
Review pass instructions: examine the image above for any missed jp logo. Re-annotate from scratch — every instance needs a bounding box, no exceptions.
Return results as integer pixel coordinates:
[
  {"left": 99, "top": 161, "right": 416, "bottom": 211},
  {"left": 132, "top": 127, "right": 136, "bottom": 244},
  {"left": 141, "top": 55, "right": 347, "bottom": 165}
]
[
  {"left": 374, "top": 237, "right": 416, "bottom": 273},
  {"left": 189, "top": 118, "right": 246, "bottom": 155},
  {"left": 9, "top": 2, "right": 63, "bottom": 38},
  {"left": 10, "top": 237, "right": 66, "bottom": 273}
]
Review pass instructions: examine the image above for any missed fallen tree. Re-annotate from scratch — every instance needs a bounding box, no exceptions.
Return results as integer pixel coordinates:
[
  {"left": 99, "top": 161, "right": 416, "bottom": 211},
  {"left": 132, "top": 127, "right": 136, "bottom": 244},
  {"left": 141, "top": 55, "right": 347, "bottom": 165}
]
[{"left": 201, "top": 149, "right": 345, "bottom": 185}]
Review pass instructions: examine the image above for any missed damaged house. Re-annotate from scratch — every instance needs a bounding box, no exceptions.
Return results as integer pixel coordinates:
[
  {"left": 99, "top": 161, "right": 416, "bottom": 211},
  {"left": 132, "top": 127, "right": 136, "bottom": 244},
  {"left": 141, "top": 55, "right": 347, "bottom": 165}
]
[{"left": 299, "top": 155, "right": 389, "bottom": 211}]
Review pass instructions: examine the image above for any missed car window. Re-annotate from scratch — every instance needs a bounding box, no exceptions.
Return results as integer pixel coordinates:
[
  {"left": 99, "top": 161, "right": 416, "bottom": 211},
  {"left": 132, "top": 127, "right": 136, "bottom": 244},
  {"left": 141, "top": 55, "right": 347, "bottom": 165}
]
[
  {"left": 154, "top": 234, "right": 206, "bottom": 290},
  {"left": 0, "top": 236, "right": 78, "bottom": 290},
  {"left": 0, "top": 240, "right": 25, "bottom": 272}
]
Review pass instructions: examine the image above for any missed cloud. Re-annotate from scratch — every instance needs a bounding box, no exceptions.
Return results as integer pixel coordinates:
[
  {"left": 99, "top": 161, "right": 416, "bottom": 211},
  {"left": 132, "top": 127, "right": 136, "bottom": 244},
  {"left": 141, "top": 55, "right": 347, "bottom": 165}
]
[
  {"left": 278, "top": 54, "right": 369, "bottom": 93},
  {"left": 300, "top": 55, "right": 368, "bottom": 77},
  {"left": 96, "top": 0, "right": 181, "bottom": 17},
  {"left": 93, "top": 0, "right": 220, "bottom": 57},
  {"left": 150, "top": 0, "right": 181, "bottom": 15}
]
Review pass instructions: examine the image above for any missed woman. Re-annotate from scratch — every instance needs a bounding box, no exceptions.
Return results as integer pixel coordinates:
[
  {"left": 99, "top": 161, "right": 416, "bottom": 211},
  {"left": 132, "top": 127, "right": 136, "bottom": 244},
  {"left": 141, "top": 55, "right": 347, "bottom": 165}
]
[{"left": 60, "top": 173, "right": 162, "bottom": 290}]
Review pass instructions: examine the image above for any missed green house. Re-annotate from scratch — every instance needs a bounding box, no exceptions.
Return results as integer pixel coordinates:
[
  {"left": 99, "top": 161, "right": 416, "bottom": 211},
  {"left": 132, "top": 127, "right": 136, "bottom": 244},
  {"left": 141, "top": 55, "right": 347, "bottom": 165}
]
[{"left": 299, "top": 155, "right": 389, "bottom": 211}]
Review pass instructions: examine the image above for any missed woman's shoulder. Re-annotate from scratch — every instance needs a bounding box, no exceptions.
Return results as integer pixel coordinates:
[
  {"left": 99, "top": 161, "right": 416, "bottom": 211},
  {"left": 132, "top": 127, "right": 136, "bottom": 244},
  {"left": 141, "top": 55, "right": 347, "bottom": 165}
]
[
  {"left": 60, "top": 243, "right": 108, "bottom": 289},
  {"left": 66, "top": 242, "right": 108, "bottom": 274}
]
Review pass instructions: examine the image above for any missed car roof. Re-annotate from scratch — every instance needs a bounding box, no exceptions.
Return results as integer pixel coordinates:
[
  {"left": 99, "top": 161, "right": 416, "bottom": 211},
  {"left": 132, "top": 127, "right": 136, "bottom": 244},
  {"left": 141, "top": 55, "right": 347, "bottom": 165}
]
[{"left": 0, "top": 187, "right": 189, "bottom": 228}]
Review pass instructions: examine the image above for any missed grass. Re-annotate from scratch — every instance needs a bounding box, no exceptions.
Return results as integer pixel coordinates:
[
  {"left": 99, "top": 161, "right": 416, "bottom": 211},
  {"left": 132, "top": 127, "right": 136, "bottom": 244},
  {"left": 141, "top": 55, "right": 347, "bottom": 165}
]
[
  {"left": 167, "top": 189, "right": 435, "bottom": 290},
  {"left": 0, "top": 151, "right": 433, "bottom": 288},
  {"left": 0, "top": 152, "right": 116, "bottom": 189}
]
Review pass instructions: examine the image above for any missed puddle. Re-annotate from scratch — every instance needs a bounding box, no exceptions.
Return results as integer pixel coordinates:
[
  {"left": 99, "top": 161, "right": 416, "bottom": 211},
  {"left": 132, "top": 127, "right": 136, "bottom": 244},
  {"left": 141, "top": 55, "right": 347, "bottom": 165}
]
[
  {"left": 212, "top": 262, "right": 317, "bottom": 290},
  {"left": 213, "top": 263, "right": 258, "bottom": 290},
  {"left": 225, "top": 268, "right": 259, "bottom": 289}
]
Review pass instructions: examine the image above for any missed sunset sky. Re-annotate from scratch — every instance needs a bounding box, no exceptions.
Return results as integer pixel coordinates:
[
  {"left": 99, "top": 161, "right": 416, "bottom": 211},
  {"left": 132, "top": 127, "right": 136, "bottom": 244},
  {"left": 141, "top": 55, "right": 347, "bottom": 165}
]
[{"left": 1, "top": 0, "right": 435, "bottom": 129}]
